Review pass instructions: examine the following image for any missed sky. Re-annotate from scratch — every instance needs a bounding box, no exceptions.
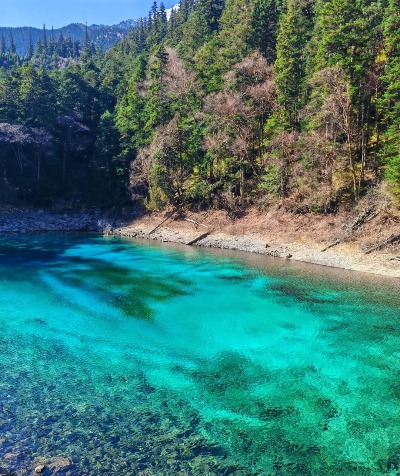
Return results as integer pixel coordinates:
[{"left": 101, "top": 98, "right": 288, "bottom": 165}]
[{"left": 1, "top": 0, "right": 177, "bottom": 29}]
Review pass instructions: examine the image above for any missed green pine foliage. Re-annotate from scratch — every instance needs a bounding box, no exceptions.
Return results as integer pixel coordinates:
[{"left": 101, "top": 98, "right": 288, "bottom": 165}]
[
  {"left": 0, "top": 0, "right": 400, "bottom": 210},
  {"left": 380, "top": 0, "right": 400, "bottom": 195}
]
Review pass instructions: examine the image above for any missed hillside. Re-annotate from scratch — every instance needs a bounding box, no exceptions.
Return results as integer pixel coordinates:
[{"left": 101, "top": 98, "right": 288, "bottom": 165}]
[
  {"left": 0, "top": 21, "right": 139, "bottom": 56},
  {"left": 0, "top": 0, "right": 398, "bottom": 257},
  {"left": 0, "top": 4, "right": 179, "bottom": 56}
]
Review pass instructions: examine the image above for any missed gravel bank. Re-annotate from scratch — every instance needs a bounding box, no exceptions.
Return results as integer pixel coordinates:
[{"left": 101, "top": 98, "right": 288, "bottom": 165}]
[
  {"left": 0, "top": 208, "right": 105, "bottom": 233},
  {"left": 113, "top": 215, "right": 400, "bottom": 278},
  {"left": 1, "top": 206, "right": 398, "bottom": 278}
]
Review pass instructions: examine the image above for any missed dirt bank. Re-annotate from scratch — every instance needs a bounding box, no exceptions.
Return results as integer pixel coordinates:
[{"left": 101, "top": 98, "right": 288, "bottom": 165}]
[{"left": 113, "top": 207, "right": 400, "bottom": 278}]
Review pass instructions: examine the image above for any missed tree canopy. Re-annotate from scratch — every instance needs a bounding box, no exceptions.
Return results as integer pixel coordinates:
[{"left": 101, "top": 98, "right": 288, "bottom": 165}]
[{"left": 0, "top": 0, "right": 399, "bottom": 212}]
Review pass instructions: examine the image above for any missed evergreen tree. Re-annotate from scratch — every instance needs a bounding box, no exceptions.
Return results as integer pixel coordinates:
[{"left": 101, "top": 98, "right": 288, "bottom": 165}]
[
  {"left": 82, "top": 23, "right": 93, "bottom": 58},
  {"left": 179, "top": 0, "right": 225, "bottom": 58},
  {"left": 58, "top": 33, "right": 66, "bottom": 57},
  {"left": 35, "top": 38, "right": 44, "bottom": 56},
  {"left": 380, "top": 0, "right": 400, "bottom": 195},
  {"left": 8, "top": 32, "right": 16, "bottom": 54},
  {"left": 43, "top": 24, "right": 48, "bottom": 49},
  {"left": 311, "top": 0, "right": 380, "bottom": 87},
  {"left": 73, "top": 40, "right": 81, "bottom": 58},
  {"left": 49, "top": 26, "right": 57, "bottom": 55},
  {"left": 274, "top": 0, "right": 312, "bottom": 128},
  {"left": 65, "top": 36, "right": 74, "bottom": 57},
  {"left": 27, "top": 29, "right": 34, "bottom": 59},
  {"left": 0, "top": 34, "right": 6, "bottom": 56},
  {"left": 158, "top": 2, "right": 168, "bottom": 39},
  {"left": 252, "top": 0, "right": 280, "bottom": 62},
  {"left": 143, "top": 46, "right": 170, "bottom": 131},
  {"left": 116, "top": 56, "right": 147, "bottom": 161}
]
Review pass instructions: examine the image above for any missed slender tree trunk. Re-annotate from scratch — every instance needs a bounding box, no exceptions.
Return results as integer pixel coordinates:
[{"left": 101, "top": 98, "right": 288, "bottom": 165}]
[
  {"left": 240, "top": 158, "right": 245, "bottom": 206},
  {"left": 343, "top": 104, "right": 358, "bottom": 200}
]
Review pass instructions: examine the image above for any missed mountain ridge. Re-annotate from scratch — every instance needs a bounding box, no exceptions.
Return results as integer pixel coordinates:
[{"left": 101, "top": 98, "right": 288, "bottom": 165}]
[
  {"left": 0, "top": 3, "right": 179, "bottom": 56},
  {"left": 0, "top": 20, "right": 138, "bottom": 56}
]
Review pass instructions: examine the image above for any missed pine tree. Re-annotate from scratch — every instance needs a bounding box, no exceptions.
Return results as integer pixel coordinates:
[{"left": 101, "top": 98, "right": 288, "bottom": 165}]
[
  {"left": 380, "top": 0, "right": 400, "bottom": 195},
  {"left": 252, "top": 0, "right": 280, "bottom": 62},
  {"left": 0, "top": 34, "right": 5, "bottom": 56},
  {"left": 73, "top": 40, "right": 80, "bottom": 57},
  {"left": 158, "top": 2, "right": 168, "bottom": 39},
  {"left": 27, "top": 29, "right": 34, "bottom": 59},
  {"left": 43, "top": 24, "right": 48, "bottom": 49},
  {"left": 179, "top": 0, "right": 225, "bottom": 59},
  {"left": 8, "top": 32, "right": 16, "bottom": 54},
  {"left": 116, "top": 55, "right": 148, "bottom": 158},
  {"left": 82, "top": 23, "right": 93, "bottom": 57},
  {"left": 58, "top": 33, "right": 66, "bottom": 57},
  {"left": 274, "top": 0, "right": 312, "bottom": 128},
  {"left": 49, "top": 26, "right": 57, "bottom": 55},
  {"left": 196, "top": 0, "right": 225, "bottom": 34},
  {"left": 65, "top": 37, "right": 73, "bottom": 57},
  {"left": 35, "top": 39, "right": 44, "bottom": 56},
  {"left": 143, "top": 46, "right": 169, "bottom": 130}
]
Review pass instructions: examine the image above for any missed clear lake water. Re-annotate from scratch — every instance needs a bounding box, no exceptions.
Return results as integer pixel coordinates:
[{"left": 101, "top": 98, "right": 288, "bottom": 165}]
[{"left": 1, "top": 234, "right": 400, "bottom": 475}]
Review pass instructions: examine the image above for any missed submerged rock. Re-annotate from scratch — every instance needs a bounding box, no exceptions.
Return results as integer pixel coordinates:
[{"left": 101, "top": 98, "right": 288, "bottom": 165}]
[{"left": 0, "top": 468, "right": 15, "bottom": 476}]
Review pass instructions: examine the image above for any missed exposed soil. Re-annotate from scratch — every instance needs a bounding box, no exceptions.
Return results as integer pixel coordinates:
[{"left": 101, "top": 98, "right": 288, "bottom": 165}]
[
  {"left": 113, "top": 206, "right": 400, "bottom": 278},
  {"left": 1, "top": 203, "right": 398, "bottom": 278}
]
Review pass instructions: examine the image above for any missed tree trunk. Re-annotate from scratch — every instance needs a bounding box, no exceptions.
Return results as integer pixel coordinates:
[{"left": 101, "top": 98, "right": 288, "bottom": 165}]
[{"left": 240, "top": 160, "right": 245, "bottom": 206}]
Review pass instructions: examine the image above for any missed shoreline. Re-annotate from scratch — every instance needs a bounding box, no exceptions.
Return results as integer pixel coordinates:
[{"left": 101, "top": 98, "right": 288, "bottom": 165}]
[
  {"left": 0, "top": 206, "right": 399, "bottom": 278},
  {"left": 113, "top": 210, "right": 400, "bottom": 279},
  {"left": 0, "top": 208, "right": 104, "bottom": 234}
]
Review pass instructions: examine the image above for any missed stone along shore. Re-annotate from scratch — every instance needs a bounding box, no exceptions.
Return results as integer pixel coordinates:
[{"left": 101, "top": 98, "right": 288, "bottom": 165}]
[
  {"left": 112, "top": 210, "right": 400, "bottom": 279},
  {"left": 0, "top": 208, "right": 104, "bottom": 233}
]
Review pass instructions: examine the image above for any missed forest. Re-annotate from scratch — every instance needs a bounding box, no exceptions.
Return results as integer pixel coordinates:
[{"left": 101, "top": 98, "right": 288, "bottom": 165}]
[{"left": 0, "top": 0, "right": 399, "bottom": 215}]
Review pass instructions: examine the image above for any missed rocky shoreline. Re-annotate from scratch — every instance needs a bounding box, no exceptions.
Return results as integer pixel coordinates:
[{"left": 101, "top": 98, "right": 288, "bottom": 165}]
[
  {"left": 0, "top": 206, "right": 399, "bottom": 278},
  {"left": 112, "top": 210, "right": 400, "bottom": 279},
  {"left": 0, "top": 208, "right": 106, "bottom": 234}
]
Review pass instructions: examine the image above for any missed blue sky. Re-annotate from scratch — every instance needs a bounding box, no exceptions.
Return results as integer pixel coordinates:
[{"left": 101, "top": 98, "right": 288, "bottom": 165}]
[{"left": 1, "top": 0, "right": 177, "bottom": 28}]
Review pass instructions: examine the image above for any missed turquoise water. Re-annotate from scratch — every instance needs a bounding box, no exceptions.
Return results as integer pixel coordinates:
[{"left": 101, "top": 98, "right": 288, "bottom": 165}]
[{"left": 1, "top": 234, "right": 400, "bottom": 475}]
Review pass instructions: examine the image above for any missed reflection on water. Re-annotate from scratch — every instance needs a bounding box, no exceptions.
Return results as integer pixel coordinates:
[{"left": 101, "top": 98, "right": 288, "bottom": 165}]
[{"left": 0, "top": 234, "right": 400, "bottom": 475}]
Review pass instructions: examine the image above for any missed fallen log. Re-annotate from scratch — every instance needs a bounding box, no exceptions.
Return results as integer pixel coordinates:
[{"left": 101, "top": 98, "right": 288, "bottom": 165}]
[
  {"left": 364, "top": 234, "right": 400, "bottom": 254},
  {"left": 183, "top": 218, "right": 208, "bottom": 229},
  {"left": 186, "top": 231, "right": 212, "bottom": 246},
  {"left": 148, "top": 211, "right": 177, "bottom": 235},
  {"left": 321, "top": 239, "right": 341, "bottom": 252},
  {"left": 322, "top": 209, "right": 381, "bottom": 252}
]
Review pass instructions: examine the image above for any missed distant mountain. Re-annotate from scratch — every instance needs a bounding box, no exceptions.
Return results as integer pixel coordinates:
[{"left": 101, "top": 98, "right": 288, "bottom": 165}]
[
  {"left": 0, "top": 20, "right": 140, "bottom": 57},
  {"left": 0, "top": 3, "right": 180, "bottom": 57},
  {"left": 166, "top": 4, "right": 180, "bottom": 19}
]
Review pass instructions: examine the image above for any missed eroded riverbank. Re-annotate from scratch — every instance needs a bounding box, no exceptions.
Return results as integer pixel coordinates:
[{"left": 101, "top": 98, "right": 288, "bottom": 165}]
[
  {"left": 113, "top": 208, "right": 400, "bottom": 278},
  {"left": 1, "top": 205, "right": 399, "bottom": 278}
]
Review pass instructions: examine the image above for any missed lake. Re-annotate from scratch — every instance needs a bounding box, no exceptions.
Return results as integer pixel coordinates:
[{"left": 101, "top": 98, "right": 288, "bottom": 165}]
[{"left": 1, "top": 234, "right": 400, "bottom": 475}]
